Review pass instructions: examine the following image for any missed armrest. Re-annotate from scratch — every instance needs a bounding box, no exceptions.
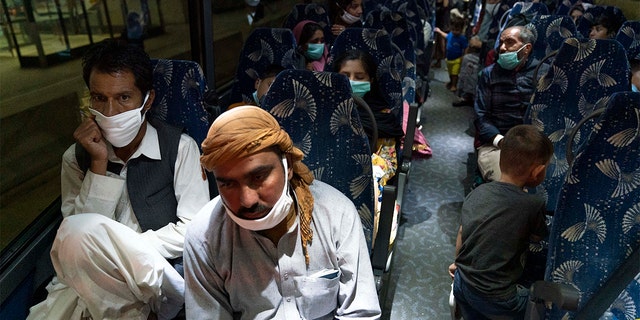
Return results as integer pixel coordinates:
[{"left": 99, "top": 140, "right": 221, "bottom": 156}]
[
  {"left": 524, "top": 281, "right": 580, "bottom": 320},
  {"left": 371, "top": 185, "right": 397, "bottom": 274}
]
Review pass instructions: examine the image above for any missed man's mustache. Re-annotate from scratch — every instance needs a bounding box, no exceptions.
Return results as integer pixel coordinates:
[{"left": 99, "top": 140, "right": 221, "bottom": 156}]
[{"left": 237, "top": 203, "right": 271, "bottom": 217}]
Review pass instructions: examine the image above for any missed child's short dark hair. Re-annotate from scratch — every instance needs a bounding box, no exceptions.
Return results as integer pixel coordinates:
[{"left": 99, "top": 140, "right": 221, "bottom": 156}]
[
  {"left": 499, "top": 125, "right": 553, "bottom": 177},
  {"left": 260, "top": 64, "right": 285, "bottom": 80}
]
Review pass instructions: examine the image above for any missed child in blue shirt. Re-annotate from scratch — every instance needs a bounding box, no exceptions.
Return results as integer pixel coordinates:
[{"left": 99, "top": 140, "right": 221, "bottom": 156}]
[{"left": 435, "top": 18, "right": 468, "bottom": 92}]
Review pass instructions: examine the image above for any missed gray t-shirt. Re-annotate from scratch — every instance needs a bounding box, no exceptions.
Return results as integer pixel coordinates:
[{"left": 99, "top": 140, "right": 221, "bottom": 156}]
[{"left": 456, "top": 181, "right": 548, "bottom": 300}]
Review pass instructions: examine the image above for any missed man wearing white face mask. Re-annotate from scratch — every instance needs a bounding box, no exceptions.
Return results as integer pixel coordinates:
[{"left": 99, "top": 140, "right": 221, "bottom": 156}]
[
  {"left": 473, "top": 26, "right": 548, "bottom": 182},
  {"left": 27, "top": 39, "right": 210, "bottom": 320},
  {"left": 184, "top": 106, "right": 381, "bottom": 319}
]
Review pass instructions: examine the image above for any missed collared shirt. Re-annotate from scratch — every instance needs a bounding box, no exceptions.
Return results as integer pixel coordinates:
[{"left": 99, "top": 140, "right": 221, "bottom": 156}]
[
  {"left": 473, "top": 58, "right": 547, "bottom": 145},
  {"left": 60, "top": 122, "right": 210, "bottom": 259},
  {"left": 184, "top": 180, "right": 381, "bottom": 320}
]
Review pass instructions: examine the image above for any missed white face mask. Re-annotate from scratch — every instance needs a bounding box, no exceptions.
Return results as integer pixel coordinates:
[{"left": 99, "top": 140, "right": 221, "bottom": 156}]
[
  {"left": 89, "top": 92, "right": 150, "bottom": 147},
  {"left": 223, "top": 157, "right": 293, "bottom": 231},
  {"left": 341, "top": 11, "right": 361, "bottom": 24}
]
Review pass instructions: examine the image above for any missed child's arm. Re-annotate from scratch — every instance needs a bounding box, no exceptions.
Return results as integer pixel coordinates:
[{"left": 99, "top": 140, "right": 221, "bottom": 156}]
[
  {"left": 448, "top": 225, "right": 463, "bottom": 278},
  {"left": 434, "top": 27, "right": 448, "bottom": 38}
]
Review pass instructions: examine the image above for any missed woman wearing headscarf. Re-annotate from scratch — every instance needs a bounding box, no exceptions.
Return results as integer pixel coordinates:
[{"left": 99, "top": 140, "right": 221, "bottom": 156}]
[{"left": 293, "top": 20, "right": 329, "bottom": 71}]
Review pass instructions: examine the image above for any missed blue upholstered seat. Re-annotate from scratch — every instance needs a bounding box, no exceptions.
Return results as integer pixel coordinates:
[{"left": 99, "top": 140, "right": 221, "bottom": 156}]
[
  {"left": 149, "top": 59, "right": 212, "bottom": 148},
  {"left": 364, "top": 8, "right": 418, "bottom": 104},
  {"left": 524, "top": 15, "right": 577, "bottom": 61},
  {"left": 226, "top": 28, "right": 298, "bottom": 107},
  {"left": 615, "top": 20, "right": 640, "bottom": 61},
  {"left": 526, "top": 38, "right": 630, "bottom": 213},
  {"left": 260, "top": 69, "right": 376, "bottom": 246},
  {"left": 543, "top": 92, "right": 640, "bottom": 319}
]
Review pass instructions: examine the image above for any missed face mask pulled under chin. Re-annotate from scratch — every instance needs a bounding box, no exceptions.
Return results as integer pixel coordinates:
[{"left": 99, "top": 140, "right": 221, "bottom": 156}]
[
  {"left": 223, "top": 157, "right": 293, "bottom": 231},
  {"left": 341, "top": 11, "right": 361, "bottom": 25},
  {"left": 89, "top": 92, "right": 150, "bottom": 147}
]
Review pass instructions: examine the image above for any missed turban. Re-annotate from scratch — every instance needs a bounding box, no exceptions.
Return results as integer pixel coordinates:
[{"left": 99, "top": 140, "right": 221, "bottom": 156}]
[{"left": 201, "top": 106, "right": 315, "bottom": 265}]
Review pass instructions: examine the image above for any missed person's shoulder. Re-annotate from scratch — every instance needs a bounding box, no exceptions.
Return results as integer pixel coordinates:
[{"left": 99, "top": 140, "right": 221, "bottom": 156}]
[
  {"left": 187, "top": 197, "right": 226, "bottom": 238},
  {"left": 310, "top": 180, "right": 356, "bottom": 209}
]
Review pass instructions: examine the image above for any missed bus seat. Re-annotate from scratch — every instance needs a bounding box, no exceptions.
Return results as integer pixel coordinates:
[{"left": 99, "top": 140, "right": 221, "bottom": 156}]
[
  {"left": 499, "top": 1, "right": 549, "bottom": 33},
  {"left": 282, "top": 3, "right": 334, "bottom": 46},
  {"left": 150, "top": 59, "right": 212, "bottom": 148},
  {"left": 225, "top": 27, "right": 298, "bottom": 108},
  {"left": 150, "top": 59, "right": 218, "bottom": 199},
  {"left": 260, "top": 69, "right": 376, "bottom": 247},
  {"left": 384, "top": 0, "right": 428, "bottom": 81},
  {"left": 524, "top": 15, "right": 576, "bottom": 62},
  {"left": 525, "top": 38, "right": 629, "bottom": 213},
  {"left": 364, "top": 8, "right": 420, "bottom": 104},
  {"left": 526, "top": 92, "right": 640, "bottom": 320},
  {"left": 575, "top": 6, "right": 626, "bottom": 39},
  {"left": 615, "top": 20, "right": 640, "bottom": 61}
]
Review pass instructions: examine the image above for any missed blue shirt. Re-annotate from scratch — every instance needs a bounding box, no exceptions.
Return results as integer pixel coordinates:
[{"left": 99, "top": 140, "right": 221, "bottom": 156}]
[{"left": 446, "top": 33, "right": 468, "bottom": 60}]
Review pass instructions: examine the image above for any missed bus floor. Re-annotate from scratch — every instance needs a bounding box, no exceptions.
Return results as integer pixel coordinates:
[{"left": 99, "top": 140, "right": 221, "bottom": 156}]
[{"left": 383, "top": 66, "right": 476, "bottom": 319}]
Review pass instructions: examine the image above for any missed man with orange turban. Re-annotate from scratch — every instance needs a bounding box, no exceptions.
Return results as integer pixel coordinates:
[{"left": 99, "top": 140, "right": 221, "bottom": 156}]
[{"left": 183, "top": 106, "right": 381, "bottom": 319}]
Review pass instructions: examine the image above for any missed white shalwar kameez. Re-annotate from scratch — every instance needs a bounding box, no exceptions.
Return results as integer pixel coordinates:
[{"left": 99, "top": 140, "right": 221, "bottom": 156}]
[{"left": 27, "top": 123, "right": 210, "bottom": 320}]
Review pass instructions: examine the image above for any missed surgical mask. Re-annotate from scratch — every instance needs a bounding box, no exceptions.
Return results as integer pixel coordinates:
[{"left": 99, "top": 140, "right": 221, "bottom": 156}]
[
  {"left": 632, "top": 84, "right": 639, "bottom": 93},
  {"left": 341, "top": 11, "right": 361, "bottom": 24},
  {"left": 223, "top": 157, "right": 293, "bottom": 231},
  {"left": 349, "top": 80, "right": 371, "bottom": 97},
  {"left": 497, "top": 44, "right": 527, "bottom": 70},
  {"left": 89, "top": 92, "right": 150, "bottom": 147},
  {"left": 252, "top": 90, "right": 261, "bottom": 105},
  {"left": 306, "top": 43, "right": 325, "bottom": 60}
]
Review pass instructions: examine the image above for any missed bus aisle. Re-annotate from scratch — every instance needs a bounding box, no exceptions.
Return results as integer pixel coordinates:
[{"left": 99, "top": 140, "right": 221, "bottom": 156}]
[{"left": 384, "top": 66, "right": 476, "bottom": 318}]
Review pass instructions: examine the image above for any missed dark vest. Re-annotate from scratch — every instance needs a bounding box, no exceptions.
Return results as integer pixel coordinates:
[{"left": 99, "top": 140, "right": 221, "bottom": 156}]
[{"left": 75, "top": 119, "right": 182, "bottom": 232}]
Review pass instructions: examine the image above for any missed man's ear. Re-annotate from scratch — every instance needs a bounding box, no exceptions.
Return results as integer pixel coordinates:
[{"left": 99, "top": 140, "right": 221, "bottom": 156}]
[
  {"left": 286, "top": 154, "right": 294, "bottom": 180},
  {"left": 254, "top": 78, "right": 261, "bottom": 90},
  {"left": 144, "top": 89, "right": 155, "bottom": 112}
]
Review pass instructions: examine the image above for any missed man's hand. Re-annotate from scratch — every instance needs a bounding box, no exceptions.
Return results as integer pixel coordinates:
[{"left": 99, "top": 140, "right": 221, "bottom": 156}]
[
  {"left": 73, "top": 116, "right": 108, "bottom": 175},
  {"left": 448, "top": 262, "right": 457, "bottom": 279}
]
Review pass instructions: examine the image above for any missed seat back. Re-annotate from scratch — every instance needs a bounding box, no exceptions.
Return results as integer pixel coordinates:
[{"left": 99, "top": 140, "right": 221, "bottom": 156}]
[
  {"left": 615, "top": 20, "right": 640, "bottom": 61},
  {"left": 260, "top": 69, "right": 376, "bottom": 247},
  {"left": 364, "top": 8, "right": 417, "bottom": 103},
  {"left": 282, "top": 3, "right": 334, "bottom": 46},
  {"left": 150, "top": 59, "right": 212, "bottom": 148},
  {"left": 500, "top": 1, "right": 549, "bottom": 30},
  {"left": 327, "top": 27, "right": 404, "bottom": 124},
  {"left": 526, "top": 38, "right": 630, "bottom": 213},
  {"left": 524, "top": 15, "right": 577, "bottom": 62},
  {"left": 226, "top": 28, "right": 298, "bottom": 107},
  {"left": 544, "top": 92, "right": 640, "bottom": 320}
]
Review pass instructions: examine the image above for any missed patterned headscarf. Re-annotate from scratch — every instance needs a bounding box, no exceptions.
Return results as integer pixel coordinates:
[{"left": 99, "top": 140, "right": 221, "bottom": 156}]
[{"left": 201, "top": 106, "right": 315, "bottom": 265}]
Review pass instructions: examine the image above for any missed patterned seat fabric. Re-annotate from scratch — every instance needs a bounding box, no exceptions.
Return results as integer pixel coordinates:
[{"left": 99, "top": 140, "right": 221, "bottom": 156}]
[
  {"left": 544, "top": 92, "right": 640, "bottom": 320},
  {"left": 226, "top": 28, "right": 298, "bottom": 107},
  {"left": 524, "top": 15, "right": 577, "bottom": 61},
  {"left": 326, "top": 27, "right": 404, "bottom": 127},
  {"left": 149, "top": 59, "right": 212, "bottom": 147},
  {"left": 615, "top": 20, "right": 640, "bottom": 61},
  {"left": 282, "top": 3, "right": 334, "bottom": 46},
  {"left": 526, "top": 38, "right": 630, "bottom": 213},
  {"left": 364, "top": 8, "right": 417, "bottom": 103},
  {"left": 385, "top": 0, "right": 427, "bottom": 65},
  {"left": 260, "top": 69, "right": 376, "bottom": 247}
]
